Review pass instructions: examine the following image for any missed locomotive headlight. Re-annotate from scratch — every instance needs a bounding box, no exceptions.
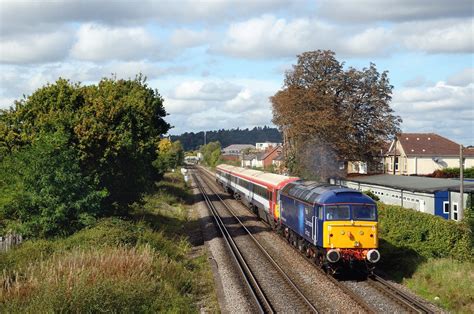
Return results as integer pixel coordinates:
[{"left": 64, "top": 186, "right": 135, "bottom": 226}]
[
  {"left": 326, "top": 249, "right": 340, "bottom": 263},
  {"left": 340, "top": 230, "right": 345, "bottom": 235},
  {"left": 367, "top": 249, "right": 381, "bottom": 263},
  {"left": 359, "top": 230, "right": 364, "bottom": 235}
]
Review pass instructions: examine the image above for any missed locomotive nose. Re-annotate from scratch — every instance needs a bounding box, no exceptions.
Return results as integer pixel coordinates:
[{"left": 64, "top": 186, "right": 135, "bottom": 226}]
[{"left": 366, "top": 249, "right": 380, "bottom": 263}]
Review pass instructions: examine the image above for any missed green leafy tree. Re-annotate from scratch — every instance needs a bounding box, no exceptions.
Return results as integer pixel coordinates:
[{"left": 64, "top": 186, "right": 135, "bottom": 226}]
[
  {"left": 153, "top": 138, "right": 184, "bottom": 175},
  {"left": 200, "top": 141, "right": 221, "bottom": 167},
  {"left": 0, "top": 75, "right": 170, "bottom": 216},
  {"left": 0, "top": 132, "right": 106, "bottom": 237}
]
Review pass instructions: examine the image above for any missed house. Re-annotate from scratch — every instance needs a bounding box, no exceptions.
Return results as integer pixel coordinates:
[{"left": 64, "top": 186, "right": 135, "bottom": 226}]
[
  {"left": 241, "top": 145, "right": 284, "bottom": 169},
  {"left": 384, "top": 133, "right": 474, "bottom": 175},
  {"left": 331, "top": 174, "right": 474, "bottom": 221},
  {"left": 256, "top": 142, "right": 281, "bottom": 151},
  {"left": 221, "top": 144, "right": 254, "bottom": 161}
]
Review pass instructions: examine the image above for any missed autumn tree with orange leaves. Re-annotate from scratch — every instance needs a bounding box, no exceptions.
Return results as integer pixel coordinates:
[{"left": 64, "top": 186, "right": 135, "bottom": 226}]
[{"left": 271, "top": 50, "right": 401, "bottom": 179}]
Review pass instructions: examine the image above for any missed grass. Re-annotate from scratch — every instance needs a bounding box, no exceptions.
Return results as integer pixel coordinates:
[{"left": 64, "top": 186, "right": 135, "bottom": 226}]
[
  {"left": 0, "top": 171, "right": 218, "bottom": 313},
  {"left": 377, "top": 202, "right": 474, "bottom": 313},
  {"left": 403, "top": 259, "right": 474, "bottom": 313}
]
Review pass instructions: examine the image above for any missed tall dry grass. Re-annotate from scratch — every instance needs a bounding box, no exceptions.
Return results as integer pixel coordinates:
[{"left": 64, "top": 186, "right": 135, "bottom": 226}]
[{"left": 1, "top": 242, "right": 197, "bottom": 312}]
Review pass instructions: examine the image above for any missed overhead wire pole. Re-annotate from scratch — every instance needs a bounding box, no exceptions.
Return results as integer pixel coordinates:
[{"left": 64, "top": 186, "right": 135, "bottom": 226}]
[{"left": 460, "top": 144, "right": 464, "bottom": 221}]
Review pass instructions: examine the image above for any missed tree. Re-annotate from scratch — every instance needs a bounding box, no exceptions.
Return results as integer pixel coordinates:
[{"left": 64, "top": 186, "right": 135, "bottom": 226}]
[
  {"left": 271, "top": 50, "right": 401, "bottom": 179},
  {"left": 200, "top": 141, "right": 221, "bottom": 167},
  {"left": 153, "top": 138, "right": 184, "bottom": 175},
  {"left": 0, "top": 75, "right": 170, "bottom": 215},
  {"left": 0, "top": 132, "right": 106, "bottom": 237}
]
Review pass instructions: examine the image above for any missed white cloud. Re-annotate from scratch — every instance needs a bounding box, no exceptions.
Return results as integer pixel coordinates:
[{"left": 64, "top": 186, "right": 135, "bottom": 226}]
[
  {"left": 343, "top": 27, "right": 394, "bottom": 56},
  {"left": 170, "top": 81, "right": 242, "bottom": 101},
  {"left": 214, "top": 15, "right": 473, "bottom": 59},
  {"left": 392, "top": 79, "right": 474, "bottom": 144},
  {"left": 70, "top": 24, "right": 162, "bottom": 61},
  {"left": 397, "top": 19, "right": 473, "bottom": 53},
  {"left": 163, "top": 78, "right": 279, "bottom": 133},
  {"left": 446, "top": 68, "right": 474, "bottom": 87},
  {"left": 0, "top": 0, "right": 295, "bottom": 37},
  {"left": 214, "top": 15, "right": 340, "bottom": 59},
  {"left": 0, "top": 30, "right": 73, "bottom": 64},
  {"left": 317, "top": 0, "right": 472, "bottom": 23}
]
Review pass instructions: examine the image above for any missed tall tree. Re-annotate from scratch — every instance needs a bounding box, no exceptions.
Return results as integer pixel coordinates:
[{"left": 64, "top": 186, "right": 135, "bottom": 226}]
[
  {"left": 271, "top": 50, "right": 401, "bottom": 179},
  {"left": 0, "top": 76, "right": 170, "bottom": 216}
]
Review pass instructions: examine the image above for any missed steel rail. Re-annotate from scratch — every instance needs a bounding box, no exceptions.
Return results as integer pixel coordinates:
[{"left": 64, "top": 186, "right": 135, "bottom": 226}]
[
  {"left": 200, "top": 165, "right": 437, "bottom": 314},
  {"left": 368, "top": 275, "right": 434, "bottom": 314},
  {"left": 192, "top": 173, "right": 269, "bottom": 313},
  {"left": 195, "top": 168, "right": 319, "bottom": 313},
  {"left": 198, "top": 166, "right": 375, "bottom": 314}
]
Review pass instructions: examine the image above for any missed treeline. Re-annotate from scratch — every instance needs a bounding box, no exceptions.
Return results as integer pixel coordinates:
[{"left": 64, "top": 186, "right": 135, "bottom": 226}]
[
  {"left": 0, "top": 76, "right": 180, "bottom": 238},
  {"left": 171, "top": 126, "right": 282, "bottom": 151}
]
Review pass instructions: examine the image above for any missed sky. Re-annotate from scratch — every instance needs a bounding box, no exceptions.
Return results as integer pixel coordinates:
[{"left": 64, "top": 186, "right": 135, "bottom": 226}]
[{"left": 0, "top": 0, "right": 473, "bottom": 145}]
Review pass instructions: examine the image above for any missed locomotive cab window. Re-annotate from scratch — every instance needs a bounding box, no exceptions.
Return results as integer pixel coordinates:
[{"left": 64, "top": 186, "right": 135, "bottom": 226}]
[
  {"left": 352, "top": 205, "right": 376, "bottom": 220},
  {"left": 325, "top": 205, "right": 350, "bottom": 220}
]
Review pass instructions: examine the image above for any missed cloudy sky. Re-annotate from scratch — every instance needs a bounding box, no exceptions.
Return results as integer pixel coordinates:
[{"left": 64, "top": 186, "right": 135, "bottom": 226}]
[{"left": 0, "top": 0, "right": 473, "bottom": 144}]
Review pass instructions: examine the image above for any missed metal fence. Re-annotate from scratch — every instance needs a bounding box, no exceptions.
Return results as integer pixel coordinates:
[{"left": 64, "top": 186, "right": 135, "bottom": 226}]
[{"left": 0, "top": 234, "right": 23, "bottom": 252}]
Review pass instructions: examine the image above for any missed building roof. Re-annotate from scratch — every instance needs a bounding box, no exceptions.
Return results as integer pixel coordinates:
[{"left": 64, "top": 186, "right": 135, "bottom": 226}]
[
  {"left": 388, "top": 133, "right": 472, "bottom": 157},
  {"left": 222, "top": 144, "right": 254, "bottom": 154},
  {"left": 242, "top": 154, "right": 256, "bottom": 161},
  {"left": 346, "top": 174, "right": 474, "bottom": 193},
  {"left": 262, "top": 145, "right": 281, "bottom": 160}
]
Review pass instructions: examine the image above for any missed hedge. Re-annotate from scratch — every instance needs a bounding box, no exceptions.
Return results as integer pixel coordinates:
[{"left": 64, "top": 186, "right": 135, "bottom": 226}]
[{"left": 378, "top": 203, "right": 473, "bottom": 261}]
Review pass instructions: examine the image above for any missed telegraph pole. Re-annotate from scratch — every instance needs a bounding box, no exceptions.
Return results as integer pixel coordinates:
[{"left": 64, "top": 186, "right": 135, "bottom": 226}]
[{"left": 459, "top": 144, "right": 464, "bottom": 221}]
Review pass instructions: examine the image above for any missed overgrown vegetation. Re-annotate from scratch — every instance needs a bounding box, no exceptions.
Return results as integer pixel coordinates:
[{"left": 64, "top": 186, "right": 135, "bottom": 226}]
[
  {"left": 378, "top": 203, "right": 472, "bottom": 261},
  {"left": 428, "top": 166, "right": 474, "bottom": 178},
  {"left": 200, "top": 141, "right": 222, "bottom": 168},
  {"left": 377, "top": 203, "right": 473, "bottom": 312},
  {"left": 0, "top": 76, "right": 172, "bottom": 237},
  {"left": 0, "top": 173, "right": 218, "bottom": 312},
  {"left": 404, "top": 259, "right": 474, "bottom": 313}
]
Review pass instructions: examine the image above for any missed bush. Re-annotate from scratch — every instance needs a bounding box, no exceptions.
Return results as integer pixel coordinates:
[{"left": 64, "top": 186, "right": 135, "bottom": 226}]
[
  {"left": 378, "top": 203, "right": 473, "bottom": 261},
  {"left": 428, "top": 167, "right": 474, "bottom": 178},
  {"left": 0, "top": 132, "right": 106, "bottom": 237},
  {"left": 363, "top": 190, "right": 380, "bottom": 201}
]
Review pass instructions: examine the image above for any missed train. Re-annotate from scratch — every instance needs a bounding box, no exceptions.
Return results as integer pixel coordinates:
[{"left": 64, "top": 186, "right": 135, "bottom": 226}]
[{"left": 215, "top": 164, "right": 380, "bottom": 273}]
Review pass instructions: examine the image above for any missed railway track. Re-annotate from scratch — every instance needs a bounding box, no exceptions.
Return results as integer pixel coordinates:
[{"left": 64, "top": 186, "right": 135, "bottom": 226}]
[
  {"left": 192, "top": 168, "right": 319, "bottom": 313},
  {"left": 196, "top": 165, "right": 439, "bottom": 313},
  {"left": 367, "top": 274, "right": 434, "bottom": 313}
]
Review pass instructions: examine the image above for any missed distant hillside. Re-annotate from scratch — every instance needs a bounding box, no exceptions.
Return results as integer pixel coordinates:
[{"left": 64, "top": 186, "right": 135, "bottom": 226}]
[{"left": 171, "top": 126, "right": 282, "bottom": 151}]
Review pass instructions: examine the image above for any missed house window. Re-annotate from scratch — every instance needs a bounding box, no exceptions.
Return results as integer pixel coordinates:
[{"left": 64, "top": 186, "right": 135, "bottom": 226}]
[
  {"left": 452, "top": 203, "right": 458, "bottom": 221},
  {"left": 395, "top": 157, "right": 399, "bottom": 171},
  {"left": 443, "top": 201, "right": 449, "bottom": 214}
]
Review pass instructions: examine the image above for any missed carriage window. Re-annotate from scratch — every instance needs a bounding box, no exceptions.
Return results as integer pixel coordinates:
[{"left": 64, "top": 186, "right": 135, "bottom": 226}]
[
  {"left": 318, "top": 207, "right": 323, "bottom": 219},
  {"left": 352, "top": 205, "right": 376, "bottom": 220},
  {"left": 325, "top": 205, "right": 350, "bottom": 220}
]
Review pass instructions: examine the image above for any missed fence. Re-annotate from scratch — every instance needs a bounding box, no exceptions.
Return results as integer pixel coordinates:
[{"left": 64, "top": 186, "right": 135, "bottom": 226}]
[{"left": 0, "top": 234, "right": 23, "bottom": 252}]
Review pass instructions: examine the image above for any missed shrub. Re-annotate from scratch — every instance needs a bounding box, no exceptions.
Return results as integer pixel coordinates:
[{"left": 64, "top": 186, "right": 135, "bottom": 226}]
[
  {"left": 0, "top": 132, "right": 106, "bottom": 237},
  {"left": 378, "top": 203, "right": 473, "bottom": 261},
  {"left": 363, "top": 190, "right": 380, "bottom": 201}
]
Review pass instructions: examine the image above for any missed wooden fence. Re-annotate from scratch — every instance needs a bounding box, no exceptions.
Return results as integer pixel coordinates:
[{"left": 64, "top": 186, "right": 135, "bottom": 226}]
[{"left": 0, "top": 234, "right": 22, "bottom": 252}]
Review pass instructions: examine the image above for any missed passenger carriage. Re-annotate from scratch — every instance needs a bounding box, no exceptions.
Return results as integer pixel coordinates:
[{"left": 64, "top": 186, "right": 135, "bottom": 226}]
[{"left": 215, "top": 164, "right": 298, "bottom": 226}]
